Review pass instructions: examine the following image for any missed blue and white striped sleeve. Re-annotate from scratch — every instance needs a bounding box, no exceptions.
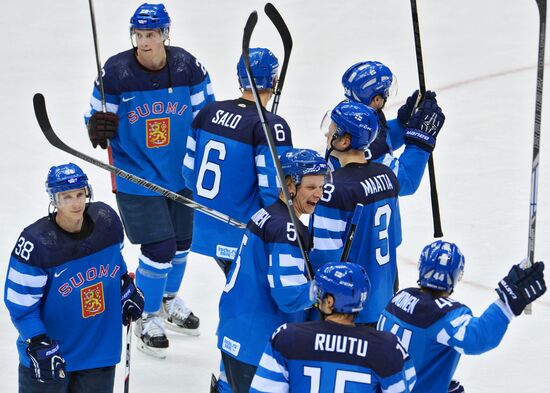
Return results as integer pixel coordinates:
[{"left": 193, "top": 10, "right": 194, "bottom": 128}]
[
  {"left": 310, "top": 204, "right": 350, "bottom": 269},
  {"left": 379, "top": 356, "right": 417, "bottom": 393},
  {"left": 84, "top": 82, "right": 120, "bottom": 124},
  {"left": 4, "top": 256, "right": 48, "bottom": 341},
  {"left": 182, "top": 125, "right": 198, "bottom": 191},
  {"left": 250, "top": 340, "right": 290, "bottom": 393},
  {"left": 190, "top": 73, "right": 215, "bottom": 119},
  {"left": 254, "top": 143, "right": 293, "bottom": 207},
  {"left": 433, "top": 302, "right": 512, "bottom": 355},
  {"left": 267, "top": 243, "right": 312, "bottom": 314}
]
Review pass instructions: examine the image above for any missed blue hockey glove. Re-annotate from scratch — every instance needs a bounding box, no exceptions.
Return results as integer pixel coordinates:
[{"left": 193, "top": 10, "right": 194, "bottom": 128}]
[
  {"left": 404, "top": 91, "right": 445, "bottom": 152},
  {"left": 87, "top": 111, "right": 118, "bottom": 149},
  {"left": 121, "top": 273, "right": 145, "bottom": 326},
  {"left": 26, "top": 335, "right": 66, "bottom": 382},
  {"left": 397, "top": 89, "right": 420, "bottom": 126},
  {"left": 496, "top": 261, "right": 546, "bottom": 316},
  {"left": 449, "top": 380, "right": 465, "bottom": 393}
]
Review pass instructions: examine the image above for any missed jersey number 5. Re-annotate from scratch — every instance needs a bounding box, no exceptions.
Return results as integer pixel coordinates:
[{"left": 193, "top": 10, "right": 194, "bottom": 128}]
[{"left": 197, "top": 140, "right": 226, "bottom": 199}]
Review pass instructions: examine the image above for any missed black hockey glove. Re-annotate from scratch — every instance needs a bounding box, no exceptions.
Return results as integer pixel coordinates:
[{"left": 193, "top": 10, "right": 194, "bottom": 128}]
[
  {"left": 404, "top": 91, "right": 445, "bottom": 152},
  {"left": 87, "top": 111, "right": 119, "bottom": 149},
  {"left": 26, "top": 334, "right": 66, "bottom": 382},
  {"left": 397, "top": 89, "right": 420, "bottom": 126},
  {"left": 121, "top": 273, "right": 144, "bottom": 326},
  {"left": 495, "top": 261, "right": 546, "bottom": 316},
  {"left": 448, "top": 380, "right": 465, "bottom": 393}
]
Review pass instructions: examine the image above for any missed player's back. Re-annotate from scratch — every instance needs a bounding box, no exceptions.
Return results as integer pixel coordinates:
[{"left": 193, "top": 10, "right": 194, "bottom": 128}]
[
  {"left": 186, "top": 98, "right": 292, "bottom": 259},
  {"left": 311, "top": 162, "right": 401, "bottom": 323},
  {"left": 252, "top": 320, "right": 415, "bottom": 393},
  {"left": 378, "top": 287, "right": 469, "bottom": 393}
]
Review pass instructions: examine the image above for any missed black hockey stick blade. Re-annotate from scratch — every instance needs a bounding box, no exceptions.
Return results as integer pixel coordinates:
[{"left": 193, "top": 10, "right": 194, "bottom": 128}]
[
  {"left": 410, "top": 0, "right": 443, "bottom": 238},
  {"left": 32, "top": 93, "right": 246, "bottom": 229},
  {"left": 242, "top": 12, "right": 314, "bottom": 280},
  {"left": 264, "top": 3, "right": 293, "bottom": 114}
]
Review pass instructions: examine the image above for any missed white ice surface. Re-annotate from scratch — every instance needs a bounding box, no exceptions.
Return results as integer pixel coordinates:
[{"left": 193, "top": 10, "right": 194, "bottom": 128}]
[{"left": 1, "top": 0, "right": 549, "bottom": 392}]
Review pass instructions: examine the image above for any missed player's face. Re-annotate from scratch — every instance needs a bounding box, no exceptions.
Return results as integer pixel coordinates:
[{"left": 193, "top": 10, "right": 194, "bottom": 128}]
[
  {"left": 134, "top": 29, "right": 165, "bottom": 61},
  {"left": 294, "top": 175, "right": 325, "bottom": 215},
  {"left": 55, "top": 188, "right": 87, "bottom": 221}
]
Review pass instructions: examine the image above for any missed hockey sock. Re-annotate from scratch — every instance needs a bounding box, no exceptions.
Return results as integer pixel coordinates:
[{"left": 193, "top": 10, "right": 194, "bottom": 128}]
[
  {"left": 164, "top": 250, "right": 189, "bottom": 296},
  {"left": 136, "top": 254, "right": 172, "bottom": 314}
]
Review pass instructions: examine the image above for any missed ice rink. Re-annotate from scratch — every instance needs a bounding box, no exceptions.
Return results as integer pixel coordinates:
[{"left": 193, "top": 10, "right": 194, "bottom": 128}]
[{"left": 1, "top": 0, "right": 549, "bottom": 391}]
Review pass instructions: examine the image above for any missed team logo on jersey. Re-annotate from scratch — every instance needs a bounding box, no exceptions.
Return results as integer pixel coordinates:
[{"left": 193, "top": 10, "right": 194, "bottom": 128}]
[
  {"left": 80, "top": 282, "right": 105, "bottom": 318},
  {"left": 146, "top": 118, "right": 170, "bottom": 148}
]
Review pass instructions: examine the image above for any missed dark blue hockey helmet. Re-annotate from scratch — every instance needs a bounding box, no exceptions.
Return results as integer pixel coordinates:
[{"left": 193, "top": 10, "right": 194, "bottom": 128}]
[
  {"left": 342, "top": 61, "right": 396, "bottom": 105},
  {"left": 315, "top": 262, "right": 370, "bottom": 314},
  {"left": 130, "top": 3, "right": 171, "bottom": 32},
  {"left": 280, "top": 148, "right": 328, "bottom": 186},
  {"left": 329, "top": 101, "right": 379, "bottom": 151},
  {"left": 418, "top": 240, "right": 465, "bottom": 293},
  {"left": 46, "top": 163, "right": 92, "bottom": 207},
  {"left": 237, "top": 48, "right": 279, "bottom": 90}
]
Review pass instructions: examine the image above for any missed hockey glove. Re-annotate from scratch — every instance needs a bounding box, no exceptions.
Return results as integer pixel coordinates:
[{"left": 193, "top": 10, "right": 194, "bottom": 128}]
[
  {"left": 404, "top": 91, "right": 445, "bottom": 152},
  {"left": 448, "top": 380, "right": 465, "bottom": 393},
  {"left": 26, "top": 334, "right": 66, "bottom": 382},
  {"left": 495, "top": 261, "right": 546, "bottom": 316},
  {"left": 397, "top": 89, "right": 420, "bottom": 126},
  {"left": 121, "top": 273, "right": 145, "bottom": 326},
  {"left": 87, "top": 111, "right": 119, "bottom": 149}
]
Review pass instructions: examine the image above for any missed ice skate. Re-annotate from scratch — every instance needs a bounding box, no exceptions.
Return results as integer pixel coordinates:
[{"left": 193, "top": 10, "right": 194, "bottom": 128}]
[
  {"left": 134, "top": 313, "right": 169, "bottom": 358},
  {"left": 161, "top": 296, "right": 200, "bottom": 336}
]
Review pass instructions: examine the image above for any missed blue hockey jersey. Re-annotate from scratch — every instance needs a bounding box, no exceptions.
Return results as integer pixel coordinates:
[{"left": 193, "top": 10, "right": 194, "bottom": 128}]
[
  {"left": 85, "top": 47, "right": 215, "bottom": 195},
  {"left": 378, "top": 287, "right": 513, "bottom": 393},
  {"left": 310, "top": 162, "right": 401, "bottom": 323},
  {"left": 4, "top": 202, "right": 127, "bottom": 372},
  {"left": 182, "top": 98, "right": 293, "bottom": 259},
  {"left": 217, "top": 200, "right": 313, "bottom": 367},
  {"left": 250, "top": 320, "right": 416, "bottom": 393}
]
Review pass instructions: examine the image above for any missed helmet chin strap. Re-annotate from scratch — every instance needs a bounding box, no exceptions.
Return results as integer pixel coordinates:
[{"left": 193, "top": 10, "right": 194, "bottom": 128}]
[{"left": 326, "top": 134, "right": 350, "bottom": 161}]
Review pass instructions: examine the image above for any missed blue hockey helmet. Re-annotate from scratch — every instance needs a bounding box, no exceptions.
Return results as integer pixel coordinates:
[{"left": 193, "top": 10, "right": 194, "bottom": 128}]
[
  {"left": 280, "top": 148, "right": 328, "bottom": 185},
  {"left": 418, "top": 240, "right": 465, "bottom": 293},
  {"left": 130, "top": 3, "right": 171, "bottom": 31},
  {"left": 329, "top": 101, "right": 379, "bottom": 151},
  {"left": 46, "top": 163, "right": 92, "bottom": 206},
  {"left": 342, "top": 61, "right": 396, "bottom": 105},
  {"left": 237, "top": 48, "right": 279, "bottom": 90},
  {"left": 315, "top": 262, "right": 370, "bottom": 314}
]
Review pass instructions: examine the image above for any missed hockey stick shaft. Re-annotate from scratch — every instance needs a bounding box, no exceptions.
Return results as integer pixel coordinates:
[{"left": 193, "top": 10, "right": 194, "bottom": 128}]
[
  {"left": 341, "top": 204, "right": 364, "bottom": 262},
  {"left": 243, "top": 12, "right": 314, "bottom": 280},
  {"left": 33, "top": 93, "right": 246, "bottom": 229},
  {"left": 410, "top": 0, "right": 443, "bottom": 238},
  {"left": 124, "top": 272, "right": 135, "bottom": 393},
  {"left": 88, "top": 0, "right": 116, "bottom": 193},
  {"left": 525, "top": 0, "right": 546, "bottom": 314},
  {"left": 264, "top": 3, "right": 293, "bottom": 115}
]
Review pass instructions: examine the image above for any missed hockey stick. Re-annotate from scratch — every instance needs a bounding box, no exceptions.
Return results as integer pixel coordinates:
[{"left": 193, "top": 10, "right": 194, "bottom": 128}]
[
  {"left": 410, "top": 0, "right": 443, "bottom": 238},
  {"left": 124, "top": 272, "right": 135, "bottom": 393},
  {"left": 340, "top": 204, "right": 364, "bottom": 263},
  {"left": 525, "top": 0, "right": 547, "bottom": 314},
  {"left": 243, "top": 12, "right": 314, "bottom": 280},
  {"left": 88, "top": 0, "right": 116, "bottom": 193},
  {"left": 33, "top": 93, "right": 246, "bottom": 229},
  {"left": 264, "top": 3, "right": 293, "bottom": 115}
]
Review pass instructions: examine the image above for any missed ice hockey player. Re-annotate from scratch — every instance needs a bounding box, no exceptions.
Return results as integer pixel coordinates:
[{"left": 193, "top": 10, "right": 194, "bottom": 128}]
[
  {"left": 311, "top": 100, "right": 444, "bottom": 325},
  {"left": 4, "top": 163, "right": 144, "bottom": 393},
  {"left": 378, "top": 240, "right": 546, "bottom": 392},
  {"left": 84, "top": 3, "right": 214, "bottom": 357},
  {"left": 216, "top": 149, "right": 328, "bottom": 393},
  {"left": 250, "top": 262, "right": 417, "bottom": 393},
  {"left": 183, "top": 47, "right": 292, "bottom": 277},
  {"left": 337, "top": 60, "right": 444, "bottom": 196}
]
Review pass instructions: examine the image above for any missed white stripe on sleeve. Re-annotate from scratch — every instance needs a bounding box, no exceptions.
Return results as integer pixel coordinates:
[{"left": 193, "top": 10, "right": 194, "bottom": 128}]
[
  {"left": 8, "top": 268, "right": 47, "bottom": 288},
  {"left": 258, "top": 174, "right": 269, "bottom": 187},
  {"left": 191, "top": 91, "right": 205, "bottom": 106},
  {"left": 250, "top": 375, "right": 289, "bottom": 393},
  {"left": 255, "top": 155, "right": 266, "bottom": 168},
  {"left": 382, "top": 380, "right": 405, "bottom": 393},
  {"left": 280, "top": 274, "right": 307, "bottom": 287},
  {"left": 313, "top": 236, "right": 343, "bottom": 251},
  {"left": 313, "top": 215, "right": 347, "bottom": 232},
  {"left": 278, "top": 254, "right": 304, "bottom": 272},
  {"left": 6, "top": 288, "right": 42, "bottom": 307},
  {"left": 258, "top": 353, "right": 289, "bottom": 379}
]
